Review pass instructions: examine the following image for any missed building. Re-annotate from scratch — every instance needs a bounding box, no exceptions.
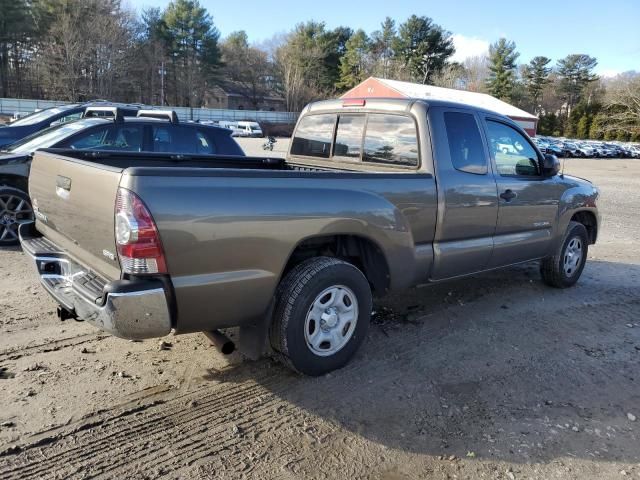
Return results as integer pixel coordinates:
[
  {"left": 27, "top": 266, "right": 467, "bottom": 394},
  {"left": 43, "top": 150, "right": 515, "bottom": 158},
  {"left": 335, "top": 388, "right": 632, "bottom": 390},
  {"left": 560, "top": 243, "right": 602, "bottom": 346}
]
[
  {"left": 341, "top": 77, "right": 538, "bottom": 136},
  {"left": 207, "top": 85, "right": 286, "bottom": 112}
]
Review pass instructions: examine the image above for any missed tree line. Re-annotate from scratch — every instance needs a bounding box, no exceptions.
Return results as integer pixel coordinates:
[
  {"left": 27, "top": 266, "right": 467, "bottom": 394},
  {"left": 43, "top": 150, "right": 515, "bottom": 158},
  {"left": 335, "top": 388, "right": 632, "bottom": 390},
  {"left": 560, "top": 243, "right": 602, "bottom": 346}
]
[{"left": 0, "top": 0, "right": 638, "bottom": 140}]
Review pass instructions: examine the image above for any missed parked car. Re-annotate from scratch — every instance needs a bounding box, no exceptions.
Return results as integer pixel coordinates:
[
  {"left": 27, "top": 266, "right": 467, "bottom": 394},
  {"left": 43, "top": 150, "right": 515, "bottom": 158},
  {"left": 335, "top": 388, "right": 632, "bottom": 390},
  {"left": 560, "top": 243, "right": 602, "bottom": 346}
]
[
  {"left": 20, "top": 97, "right": 600, "bottom": 375},
  {"left": 575, "top": 143, "right": 595, "bottom": 157},
  {"left": 545, "top": 142, "right": 565, "bottom": 157},
  {"left": 0, "top": 108, "right": 244, "bottom": 245},
  {"left": 0, "top": 102, "right": 140, "bottom": 149},
  {"left": 236, "top": 121, "right": 264, "bottom": 137}
]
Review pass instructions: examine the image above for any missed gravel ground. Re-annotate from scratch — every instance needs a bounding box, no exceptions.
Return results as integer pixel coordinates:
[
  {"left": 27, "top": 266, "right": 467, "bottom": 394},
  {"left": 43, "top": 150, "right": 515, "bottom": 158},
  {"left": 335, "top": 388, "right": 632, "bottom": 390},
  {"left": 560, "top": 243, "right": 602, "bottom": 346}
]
[{"left": 0, "top": 146, "right": 639, "bottom": 479}]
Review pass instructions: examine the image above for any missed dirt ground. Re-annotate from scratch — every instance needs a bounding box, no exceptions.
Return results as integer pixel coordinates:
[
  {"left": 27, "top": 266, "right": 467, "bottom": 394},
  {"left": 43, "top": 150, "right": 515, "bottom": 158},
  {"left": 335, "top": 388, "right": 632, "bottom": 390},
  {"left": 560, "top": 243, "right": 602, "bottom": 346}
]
[{"left": 0, "top": 145, "right": 639, "bottom": 479}]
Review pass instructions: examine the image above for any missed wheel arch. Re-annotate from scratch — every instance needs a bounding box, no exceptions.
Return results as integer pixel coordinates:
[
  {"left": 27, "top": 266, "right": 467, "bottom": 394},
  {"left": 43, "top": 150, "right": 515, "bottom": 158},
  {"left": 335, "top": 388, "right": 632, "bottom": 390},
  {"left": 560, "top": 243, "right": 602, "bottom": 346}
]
[
  {"left": 0, "top": 174, "right": 29, "bottom": 195},
  {"left": 279, "top": 234, "right": 391, "bottom": 296},
  {"left": 570, "top": 210, "right": 598, "bottom": 244}
]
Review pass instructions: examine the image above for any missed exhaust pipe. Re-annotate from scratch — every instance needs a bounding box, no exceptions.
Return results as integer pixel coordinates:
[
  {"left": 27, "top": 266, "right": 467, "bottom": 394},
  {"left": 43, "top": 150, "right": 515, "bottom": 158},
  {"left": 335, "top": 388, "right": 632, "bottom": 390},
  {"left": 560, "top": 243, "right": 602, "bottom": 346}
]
[{"left": 204, "top": 330, "right": 235, "bottom": 355}]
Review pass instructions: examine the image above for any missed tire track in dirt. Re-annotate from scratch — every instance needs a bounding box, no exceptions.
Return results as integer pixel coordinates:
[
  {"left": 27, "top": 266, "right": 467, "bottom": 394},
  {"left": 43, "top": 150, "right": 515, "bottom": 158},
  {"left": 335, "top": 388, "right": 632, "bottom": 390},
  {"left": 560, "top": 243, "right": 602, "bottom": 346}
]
[
  {"left": 0, "top": 333, "right": 109, "bottom": 361},
  {"left": 0, "top": 373, "right": 300, "bottom": 479}
]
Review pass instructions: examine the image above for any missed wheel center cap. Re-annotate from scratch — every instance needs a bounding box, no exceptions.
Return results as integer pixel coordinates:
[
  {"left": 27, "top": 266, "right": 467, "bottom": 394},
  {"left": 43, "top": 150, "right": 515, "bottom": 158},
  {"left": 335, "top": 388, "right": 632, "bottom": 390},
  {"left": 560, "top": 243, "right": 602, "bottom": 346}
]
[{"left": 322, "top": 309, "right": 339, "bottom": 329}]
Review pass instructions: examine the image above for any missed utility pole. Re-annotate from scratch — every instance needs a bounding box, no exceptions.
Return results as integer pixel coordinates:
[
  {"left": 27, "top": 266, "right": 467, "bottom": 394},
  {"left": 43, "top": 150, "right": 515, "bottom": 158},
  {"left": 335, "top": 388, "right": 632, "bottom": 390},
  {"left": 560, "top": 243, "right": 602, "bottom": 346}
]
[{"left": 159, "top": 61, "right": 165, "bottom": 106}]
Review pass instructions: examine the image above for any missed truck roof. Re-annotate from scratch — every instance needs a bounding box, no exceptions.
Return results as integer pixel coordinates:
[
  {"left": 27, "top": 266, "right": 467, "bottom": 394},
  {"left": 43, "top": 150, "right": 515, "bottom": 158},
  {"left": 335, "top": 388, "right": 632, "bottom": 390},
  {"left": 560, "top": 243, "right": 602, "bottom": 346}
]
[{"left": 302, "top": 97, "right": 516, "bottom": 124}]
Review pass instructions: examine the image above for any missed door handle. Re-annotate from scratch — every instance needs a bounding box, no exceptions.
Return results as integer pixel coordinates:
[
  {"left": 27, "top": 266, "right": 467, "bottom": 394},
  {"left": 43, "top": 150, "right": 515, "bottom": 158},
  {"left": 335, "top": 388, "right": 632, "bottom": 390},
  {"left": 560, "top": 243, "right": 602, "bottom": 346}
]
[{"left": 500, "top": 189, "right": 517, "bottom": 201}]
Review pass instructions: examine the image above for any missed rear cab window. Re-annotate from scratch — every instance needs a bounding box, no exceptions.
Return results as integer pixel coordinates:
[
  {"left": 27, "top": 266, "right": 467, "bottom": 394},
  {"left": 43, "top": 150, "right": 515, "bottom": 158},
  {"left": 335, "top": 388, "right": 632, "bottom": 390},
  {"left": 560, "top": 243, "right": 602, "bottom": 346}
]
[
  {"left": 290, "top": 114, "right": 336, "bottom": 158},
  {"left": 290, "top": 112, "right": 419, "bottom": 168}
]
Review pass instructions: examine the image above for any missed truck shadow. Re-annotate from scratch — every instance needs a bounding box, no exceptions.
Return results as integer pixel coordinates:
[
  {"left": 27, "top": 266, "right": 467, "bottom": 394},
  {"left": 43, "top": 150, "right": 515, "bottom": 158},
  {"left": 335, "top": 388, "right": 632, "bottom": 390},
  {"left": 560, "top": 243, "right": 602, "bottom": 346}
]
[{"left": 207, "top": 259, "right": 640, "bottom": 464}]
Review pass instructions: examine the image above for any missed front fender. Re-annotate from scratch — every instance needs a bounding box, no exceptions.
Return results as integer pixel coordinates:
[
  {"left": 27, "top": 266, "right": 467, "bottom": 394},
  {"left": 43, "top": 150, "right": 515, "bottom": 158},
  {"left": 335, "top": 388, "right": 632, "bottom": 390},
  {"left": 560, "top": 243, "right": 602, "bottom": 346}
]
[{"left": 554, "top": 180, "right": 599, "bottom": 249}]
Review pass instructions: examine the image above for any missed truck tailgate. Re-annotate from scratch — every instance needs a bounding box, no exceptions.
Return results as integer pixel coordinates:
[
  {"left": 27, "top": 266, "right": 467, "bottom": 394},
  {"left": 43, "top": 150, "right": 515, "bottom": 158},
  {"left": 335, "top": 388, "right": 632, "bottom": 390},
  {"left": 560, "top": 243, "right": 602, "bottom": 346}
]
[{"left": 28, "top": 151, "right": 123, "bottom": 280}]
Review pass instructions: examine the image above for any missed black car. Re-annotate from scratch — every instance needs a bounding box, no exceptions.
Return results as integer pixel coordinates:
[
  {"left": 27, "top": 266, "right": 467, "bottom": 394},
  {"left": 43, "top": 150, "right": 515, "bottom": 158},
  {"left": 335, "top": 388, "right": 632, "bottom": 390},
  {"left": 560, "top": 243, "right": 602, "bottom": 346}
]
[
  {"left": 0, "top": 111, "right": 245, "bottom": 245},
  {"left": 0, "top": 102, "right": 140, "bottom": 149}
]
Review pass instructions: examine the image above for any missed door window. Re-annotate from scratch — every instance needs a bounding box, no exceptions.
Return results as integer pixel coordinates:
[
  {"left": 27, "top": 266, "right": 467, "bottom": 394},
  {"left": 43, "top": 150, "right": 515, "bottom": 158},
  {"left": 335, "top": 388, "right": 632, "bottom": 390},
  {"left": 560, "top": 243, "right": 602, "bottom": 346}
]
[
  {"left": 363, "top": 114, "right": 419, "bottom": 167},
  {"left": 290, "top": 114, "right": 336, "bottom": 158},
  {"left": 152, "top": 126, "right": 215, "bottom": 154},
  {"left": 443, "top": 112, "right": 487, "bottom": 175},
  {"left": 486, "top": 121, "right": 540, "bottom": 176}
]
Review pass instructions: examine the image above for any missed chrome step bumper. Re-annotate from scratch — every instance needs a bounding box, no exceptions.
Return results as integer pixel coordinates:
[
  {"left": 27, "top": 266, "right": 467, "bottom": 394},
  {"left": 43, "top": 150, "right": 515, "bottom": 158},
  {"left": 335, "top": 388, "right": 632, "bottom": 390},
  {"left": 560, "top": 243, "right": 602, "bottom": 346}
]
[{"left": 19, "top": 223, "right": 172, "bottom": 339}]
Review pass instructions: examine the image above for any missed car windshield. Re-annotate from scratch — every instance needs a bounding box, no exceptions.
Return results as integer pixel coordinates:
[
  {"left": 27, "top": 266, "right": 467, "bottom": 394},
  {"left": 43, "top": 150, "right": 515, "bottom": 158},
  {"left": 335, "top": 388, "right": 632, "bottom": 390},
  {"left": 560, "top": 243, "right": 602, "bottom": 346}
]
[
  {"left": 9, "top": 106, "right": 75, "bottom": 127},
  {"left": 4, "top": 120, "right": 95, "bottom": 154}
]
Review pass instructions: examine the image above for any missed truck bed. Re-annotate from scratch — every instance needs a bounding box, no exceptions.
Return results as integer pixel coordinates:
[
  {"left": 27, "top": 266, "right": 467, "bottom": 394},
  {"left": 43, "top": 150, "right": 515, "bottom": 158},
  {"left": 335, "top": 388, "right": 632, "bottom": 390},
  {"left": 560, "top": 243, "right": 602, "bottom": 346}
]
[{"left": 27, "top": 148, "right": 438, "bottom": 334}]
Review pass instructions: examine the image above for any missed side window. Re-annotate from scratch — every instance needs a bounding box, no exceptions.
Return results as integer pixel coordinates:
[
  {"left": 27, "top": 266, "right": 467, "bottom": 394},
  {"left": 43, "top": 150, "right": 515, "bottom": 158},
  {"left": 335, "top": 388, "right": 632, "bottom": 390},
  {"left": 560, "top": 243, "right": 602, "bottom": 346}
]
[
  {"left": 50, "top": 112, "right": 82, "bottom": 126},
  {"left": 64, "top": 126, "right": 111, "bottom": 149},
  {"left": 363, "top": 114, "right": 419, "bottom": 167},
  {"left": 486, "top": 121, "right": 540, "bottom": 176},
  {"left": 64, "top": 125, "right": 143, "bottom": 151},
  {"left": 152, "top": 126, "right": 172, "bottom": 152},
  {"left": 334, "top": 115, "right": 365, "bottom": 159},
  {"left": 443, "top": 112, "right": 487, "bottom": 175},
  {"left": 110, "top": 125, "right": 144, "bottom": 151},
  {"left": 152, "top": 126, "right": 216, "bottom": 154},
  {"left": 195, "top": 130, "right": 216, "bottom": 154},
  {"left": 290, "top": 114, "right": 336, "bottom": 158}
]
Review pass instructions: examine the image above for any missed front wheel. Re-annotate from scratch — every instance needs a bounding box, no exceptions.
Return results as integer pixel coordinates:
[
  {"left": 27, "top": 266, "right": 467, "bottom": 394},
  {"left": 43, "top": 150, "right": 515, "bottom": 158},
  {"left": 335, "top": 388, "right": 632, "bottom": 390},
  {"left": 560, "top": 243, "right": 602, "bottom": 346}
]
[
  {"left": 0, "top": 187, "right": 34, "bottom": 246},
  {"left": 270, "top": 257, "right": 372, "bottom": 376},
  {"left": 540, "top": 221, "right": 589, "bottom": 288}
]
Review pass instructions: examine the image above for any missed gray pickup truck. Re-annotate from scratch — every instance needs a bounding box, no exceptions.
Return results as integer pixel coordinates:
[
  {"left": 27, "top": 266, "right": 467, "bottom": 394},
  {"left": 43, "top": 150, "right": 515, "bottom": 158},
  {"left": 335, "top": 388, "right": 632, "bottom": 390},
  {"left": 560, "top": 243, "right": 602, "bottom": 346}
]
[{"left": 20, "top": 98, "right": 600, "bottom": 375}]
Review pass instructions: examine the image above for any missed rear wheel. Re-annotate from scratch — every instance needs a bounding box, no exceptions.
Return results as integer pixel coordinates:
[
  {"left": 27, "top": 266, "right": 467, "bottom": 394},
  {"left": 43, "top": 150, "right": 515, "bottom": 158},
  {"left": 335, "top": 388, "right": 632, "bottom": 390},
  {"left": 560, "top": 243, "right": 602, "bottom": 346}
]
[
  {"left": 270, "top": 257, "right": 372, "bottom": 376},
  {"left": 0, "top": 187, "right": 33, "bottom": 246},
  {"left": 540, "top": 221, "right": 588, "bottom": 288}
]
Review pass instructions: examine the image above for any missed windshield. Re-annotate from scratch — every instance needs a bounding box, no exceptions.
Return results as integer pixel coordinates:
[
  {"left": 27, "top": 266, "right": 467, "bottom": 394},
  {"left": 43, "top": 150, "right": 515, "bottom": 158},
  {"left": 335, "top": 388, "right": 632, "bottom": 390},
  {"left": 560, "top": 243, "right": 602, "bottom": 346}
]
[
  {"left": 5, "top": 120, "right": 95, "bottom": 154},
  {"left": 10, "top": 106, "right": 75, "bottom": 127}
]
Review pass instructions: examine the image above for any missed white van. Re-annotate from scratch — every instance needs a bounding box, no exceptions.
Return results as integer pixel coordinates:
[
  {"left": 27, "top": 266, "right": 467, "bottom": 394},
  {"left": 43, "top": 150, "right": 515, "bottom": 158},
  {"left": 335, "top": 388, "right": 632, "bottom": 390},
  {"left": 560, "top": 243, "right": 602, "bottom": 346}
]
[
  {"left": 217, "top": 121, "right": 242, "bottom": 137},
  {"left": 236, "top": 121, "right": 263, "bottom": 138}
]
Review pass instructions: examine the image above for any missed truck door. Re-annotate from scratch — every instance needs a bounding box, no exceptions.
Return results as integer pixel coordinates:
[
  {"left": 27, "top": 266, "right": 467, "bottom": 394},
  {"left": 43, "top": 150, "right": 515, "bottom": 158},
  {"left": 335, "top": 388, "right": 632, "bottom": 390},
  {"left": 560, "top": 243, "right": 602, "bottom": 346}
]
[
  {"left": 429, "top": 107, "right": 499, "bottom": 280},
  {"left": 482, "top": 118, "right": 562, "bottom": 267}
]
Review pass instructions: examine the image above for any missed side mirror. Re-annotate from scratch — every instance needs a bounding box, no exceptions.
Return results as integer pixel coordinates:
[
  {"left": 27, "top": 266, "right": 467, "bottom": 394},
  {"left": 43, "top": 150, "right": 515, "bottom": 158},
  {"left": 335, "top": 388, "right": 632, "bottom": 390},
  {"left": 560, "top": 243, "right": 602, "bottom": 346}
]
[{"left": 542, "top": 154, "right": 560, "bottom": 177}]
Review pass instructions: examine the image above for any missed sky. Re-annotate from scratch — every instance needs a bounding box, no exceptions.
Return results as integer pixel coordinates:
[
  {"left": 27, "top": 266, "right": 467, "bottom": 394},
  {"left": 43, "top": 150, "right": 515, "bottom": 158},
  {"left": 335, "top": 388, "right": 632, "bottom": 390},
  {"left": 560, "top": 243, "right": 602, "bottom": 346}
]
[{"left": 127, "top": 0, "right": 640, "bottom": 76}]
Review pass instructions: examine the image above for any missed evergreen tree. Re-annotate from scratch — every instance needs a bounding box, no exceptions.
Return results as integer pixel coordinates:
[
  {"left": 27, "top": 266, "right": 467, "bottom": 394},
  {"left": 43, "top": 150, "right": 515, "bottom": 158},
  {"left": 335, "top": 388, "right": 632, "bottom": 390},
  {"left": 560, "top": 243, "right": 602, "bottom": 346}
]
[
  {"left": 589, "top": 114, "right": 603, "bottom": 139},
  {"left": 393, "top": 15, "right": 454, "bottom": 84},
  {"left": 522, "top": 56, "right": 551, "bottom": 113},
  {"left": 160, "top": 0, "right": 221, "bottom": 106},
  {"left": 370, "top": 17, "right": 396, "bottom": 78},
  {"left": 336, "top": 30, "right": 370, "bottom": 90},
  {"left": 576, "top": 115, "right": 590, "bottom": 139},
  {"left": 486, "top": 38, "right": 519, "bottom": 101},
  {"left": 556, "top": 54, "right": 598, "bottom": 114}
]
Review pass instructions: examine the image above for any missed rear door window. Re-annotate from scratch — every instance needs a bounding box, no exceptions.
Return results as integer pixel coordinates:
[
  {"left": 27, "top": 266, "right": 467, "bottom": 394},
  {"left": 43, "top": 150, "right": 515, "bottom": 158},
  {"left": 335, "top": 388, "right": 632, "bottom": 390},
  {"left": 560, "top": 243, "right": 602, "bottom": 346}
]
[
  {"left": 363, "top": 114, "right": 419, "bottom": 167},
  {"left": 290, "top": 114, "right": 336, "bottom": 158},
  {"left": 334, "top": 114, "right": 365, "bottom": 159},
  {"left": 443, "top": 112, "right": 487, "bottom": 174},
  {"left": 152, "top": 126, "right": 216, "bottom": 154}
]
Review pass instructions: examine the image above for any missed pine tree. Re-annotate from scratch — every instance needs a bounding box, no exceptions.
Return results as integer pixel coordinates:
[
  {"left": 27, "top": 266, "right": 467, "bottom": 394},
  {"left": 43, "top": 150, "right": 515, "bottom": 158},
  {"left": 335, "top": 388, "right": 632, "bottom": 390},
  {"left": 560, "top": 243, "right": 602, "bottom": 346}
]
[
  {"left": 556, "top": 54, "right": 598, "bottom": 114},
  {"left": 393, "top": 15, "right": 455, "bottom": 84},
  {"left": 486, "top": 38, "right": 519, "bottom": 101},
  {"left": 589, "top": 114, "right": 603, "bottom": 139},
  {"left": 576, "top": 115, "right": 590, "bottom": 139},
  {"left": 522, "top": 56, "right": 551, "bottom": 113},
  {"left": 160, "top": 0, "right": 221, "bottom": 106},
  {"left": 370, "top": 17, "right": 396, "bottom": 78},
  {"left": 336, "top": 30, "right": 370, "bottom": 90}
]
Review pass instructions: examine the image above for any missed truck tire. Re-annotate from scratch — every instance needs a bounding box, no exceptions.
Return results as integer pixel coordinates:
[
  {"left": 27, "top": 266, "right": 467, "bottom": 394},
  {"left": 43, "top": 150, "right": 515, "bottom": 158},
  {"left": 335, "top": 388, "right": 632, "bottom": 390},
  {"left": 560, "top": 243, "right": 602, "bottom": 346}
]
[
  {"left": 540, "top": 221, "right": 589, "bottom": 288},
  {"left": 270, "top": 257, "right": 372, "bottom": 376},
  {"left": 0, "top": 186, "right": 33, "bottom": 246}
]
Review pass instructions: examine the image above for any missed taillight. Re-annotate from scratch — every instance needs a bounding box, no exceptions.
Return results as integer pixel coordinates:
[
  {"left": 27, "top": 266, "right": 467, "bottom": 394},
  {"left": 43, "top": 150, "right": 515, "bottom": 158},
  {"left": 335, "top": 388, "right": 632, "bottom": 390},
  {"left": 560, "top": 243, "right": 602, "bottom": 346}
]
[{"left": 115, "top": 187, "right": 167, "bottom": 275}]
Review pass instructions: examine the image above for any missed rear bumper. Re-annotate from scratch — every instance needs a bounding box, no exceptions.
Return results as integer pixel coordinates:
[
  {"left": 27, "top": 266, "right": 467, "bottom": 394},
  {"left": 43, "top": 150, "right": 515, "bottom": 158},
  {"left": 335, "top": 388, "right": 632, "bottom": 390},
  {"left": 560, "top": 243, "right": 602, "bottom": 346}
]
[{"left": 19, "top": 223, "right": 172, "bottom": 340}]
